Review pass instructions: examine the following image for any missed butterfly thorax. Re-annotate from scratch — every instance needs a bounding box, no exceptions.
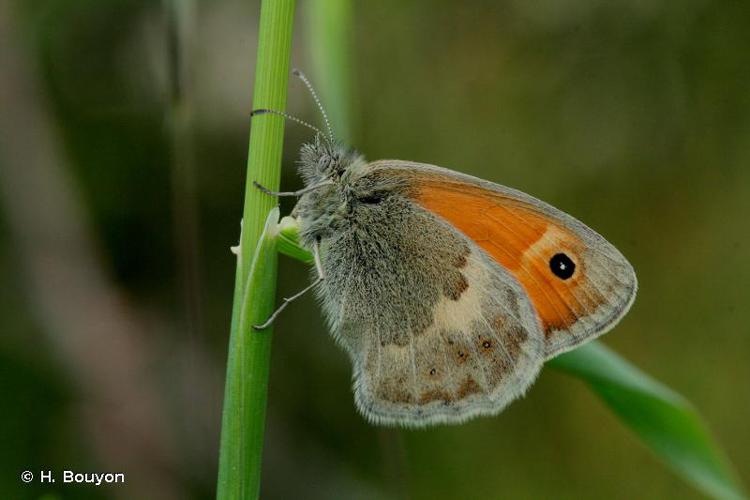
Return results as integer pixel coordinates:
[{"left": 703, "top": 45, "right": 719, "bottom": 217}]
[{"left": 293, "top": 137, "right": 409, "bottom": 249}]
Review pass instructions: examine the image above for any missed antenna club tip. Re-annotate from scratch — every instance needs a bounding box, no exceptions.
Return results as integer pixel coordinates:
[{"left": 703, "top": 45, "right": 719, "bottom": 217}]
[
  {"left": 292, "top": 68, "right": 302, "bottom": 76},
  {"left": 251, "top": 108, "right": 271, "bottom": 117}
]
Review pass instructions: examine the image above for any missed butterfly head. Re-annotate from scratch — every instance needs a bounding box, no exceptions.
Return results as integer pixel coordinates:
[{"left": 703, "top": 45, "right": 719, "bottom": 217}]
[
  {"left": 297, "top": 134, "right": 365, "bottom": 185},
  {"left": 278, "top": 70, "right": 402, "bottom": 243},
  {"left": 294, "top": 135, "right": 384, "bottom": 246}
]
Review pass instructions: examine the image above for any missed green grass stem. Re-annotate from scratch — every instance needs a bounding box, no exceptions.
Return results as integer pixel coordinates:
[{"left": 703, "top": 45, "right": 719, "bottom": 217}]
[{"left": 216, "top": 1, "right": 296, "bottom": 498}]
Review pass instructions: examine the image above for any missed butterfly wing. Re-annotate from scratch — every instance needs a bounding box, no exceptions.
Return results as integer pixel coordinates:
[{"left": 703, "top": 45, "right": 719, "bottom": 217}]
[
  {"left": 364, "top": 160, "right": 637, "bottom": 359},
  {"left": 314, "top": 187, "right": 545, "bottom": 426}
]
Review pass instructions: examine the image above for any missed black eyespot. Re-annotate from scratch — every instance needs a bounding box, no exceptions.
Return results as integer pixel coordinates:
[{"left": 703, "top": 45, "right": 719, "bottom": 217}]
[
  {"left": 358, "top": 193, "right": 383, "bottom": 204},
  {"left": 549, "top": 253, "right": 576, "bottom": 280}
]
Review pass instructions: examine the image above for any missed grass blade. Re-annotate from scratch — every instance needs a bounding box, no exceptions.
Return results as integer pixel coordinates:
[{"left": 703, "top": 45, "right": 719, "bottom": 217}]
[
  {"left": 277, "top": 216, "right": 314, "bottom": 264},
  {"left": 549, "top": 343, "right": 747, "bottom": 500}
]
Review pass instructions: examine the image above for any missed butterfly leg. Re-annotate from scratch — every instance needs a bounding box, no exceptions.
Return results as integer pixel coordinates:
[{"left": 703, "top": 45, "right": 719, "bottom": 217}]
[
  {"left": 253, "top": 240, "right": 325, "bottom": 330},
  {"left": 253, "top": 179, "right": 332, "bottom": 198}
]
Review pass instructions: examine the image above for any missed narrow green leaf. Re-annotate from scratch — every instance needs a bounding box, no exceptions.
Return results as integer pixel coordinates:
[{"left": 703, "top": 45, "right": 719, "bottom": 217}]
[
  {"left": 277, "top": 216, "right": 313, "bottom": 264},
  {"left": 549, "top": 343, "right": 747, "bottom": 500}
]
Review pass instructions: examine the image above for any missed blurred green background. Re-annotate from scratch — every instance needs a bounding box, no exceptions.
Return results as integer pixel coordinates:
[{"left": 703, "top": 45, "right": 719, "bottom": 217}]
[{"left": 1, "top": 0, "right": 748, "bottom": 498}]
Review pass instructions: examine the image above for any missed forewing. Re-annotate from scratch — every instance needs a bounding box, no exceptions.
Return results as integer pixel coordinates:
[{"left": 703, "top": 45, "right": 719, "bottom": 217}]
[{"left": 366, "top": 160, "right": 638, "bottom": 358}]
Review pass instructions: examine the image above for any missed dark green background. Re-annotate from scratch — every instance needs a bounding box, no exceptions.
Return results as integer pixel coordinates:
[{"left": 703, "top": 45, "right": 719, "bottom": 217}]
[{"left": 1, "top": 0, "right": 748, "bottom": 498}]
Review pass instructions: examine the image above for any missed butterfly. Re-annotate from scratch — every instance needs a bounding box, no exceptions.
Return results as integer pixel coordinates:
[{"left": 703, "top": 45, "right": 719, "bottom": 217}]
[{"left": 252, "top": 71, "right": 637, "bottom": 427}]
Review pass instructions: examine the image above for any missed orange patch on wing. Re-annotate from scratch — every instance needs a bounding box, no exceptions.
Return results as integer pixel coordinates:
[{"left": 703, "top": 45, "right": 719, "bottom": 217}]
[{"left": 415, "top": 180, "right": 590, "bottom": 335}]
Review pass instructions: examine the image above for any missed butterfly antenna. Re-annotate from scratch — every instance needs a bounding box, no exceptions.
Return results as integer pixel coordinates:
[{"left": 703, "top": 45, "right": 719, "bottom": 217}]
[
  {"left": 292, "top": 68, "right": 335, "bottom": 144},
  {"left": 250, "top": 108, "right": 326, "bottom": 138}
]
